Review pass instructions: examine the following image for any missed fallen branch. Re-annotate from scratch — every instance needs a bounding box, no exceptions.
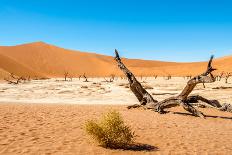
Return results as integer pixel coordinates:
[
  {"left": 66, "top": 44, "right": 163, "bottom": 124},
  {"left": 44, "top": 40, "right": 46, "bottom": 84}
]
[{"left": 114, "top": 50, "right": 231, "bottom": 118}]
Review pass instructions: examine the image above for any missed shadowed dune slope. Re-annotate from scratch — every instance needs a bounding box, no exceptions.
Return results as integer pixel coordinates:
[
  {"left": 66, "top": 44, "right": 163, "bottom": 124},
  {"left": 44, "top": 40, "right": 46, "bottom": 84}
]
[
  {"left": 0, "top": 53, "right": 45, "bottom": 79},
  {"left": 0, "top": 42, "right": 231, "bottom": 78}
]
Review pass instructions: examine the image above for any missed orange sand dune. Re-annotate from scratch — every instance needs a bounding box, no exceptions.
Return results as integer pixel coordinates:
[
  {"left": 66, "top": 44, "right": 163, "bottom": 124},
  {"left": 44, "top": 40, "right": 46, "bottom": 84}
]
[
  {"left": 0, "top": 53, "right": 45, "bottom": 79},
  {"left": 0, "top": 42, "right": 231, "bottom": 78}
]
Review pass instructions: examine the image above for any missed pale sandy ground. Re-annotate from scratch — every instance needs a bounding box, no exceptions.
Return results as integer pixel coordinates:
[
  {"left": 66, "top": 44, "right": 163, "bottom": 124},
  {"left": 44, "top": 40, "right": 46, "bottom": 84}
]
[
  {"left": 0, "top": 77, "right": 232, "bottom": 104},
  {"left": 0, "top": 78, "right": 232, "bottom": 154}
]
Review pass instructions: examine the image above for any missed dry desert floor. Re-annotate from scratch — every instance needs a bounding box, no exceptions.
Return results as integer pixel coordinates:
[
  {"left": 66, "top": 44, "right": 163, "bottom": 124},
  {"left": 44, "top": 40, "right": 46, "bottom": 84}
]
[{"left": 0, "top": 77, "right": 232, "bottom": 154}]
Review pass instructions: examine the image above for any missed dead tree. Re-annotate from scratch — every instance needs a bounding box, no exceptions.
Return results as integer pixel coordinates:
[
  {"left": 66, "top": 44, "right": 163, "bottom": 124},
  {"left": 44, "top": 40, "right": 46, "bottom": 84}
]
[
  {"left": 69, "top": 76, "right": 73, "bottom": 81},
  {"left": 114, "top": 50, "right": 231, "bottom": 118},
  {"left": 164, "top": 75, "right": 171, "bottom": 80},
  {"left": 225, "top": 72, "right": 231, "bottom": 84},
  {"left": 78, "top": 73, "right": 89, "bottom": 82},
  {"left": 82, "top": 73, "right": 89, "bottom": 82},
  {"left": 4, "top": 73, "right": 24, "bottom": 84},
  {"left": 64, "top": 71, "right": 69, "bottom": 81},
  {"left": 186, "top": 75, "right": 192, "bottom": 79},
  {"left": 110, "top": 74, "right": 115, "bottom": 81},
  {"left": 154, "top": 75, "right": 158, "bottom": 79},
  {"left": 219, "top": 72, "right": 224, "bottom": 81},
  {"left": 103, "top": 77, "right": 113, "bottom": 82},
  {"left": 103, "top": 74, "right": 115, "bottom": 82}
]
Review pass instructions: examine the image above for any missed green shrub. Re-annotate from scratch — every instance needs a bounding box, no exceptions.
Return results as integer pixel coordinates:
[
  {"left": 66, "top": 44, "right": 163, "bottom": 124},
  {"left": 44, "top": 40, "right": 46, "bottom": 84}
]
[{"left": 85, "top": 110, "right": 135, "bottom": 149}]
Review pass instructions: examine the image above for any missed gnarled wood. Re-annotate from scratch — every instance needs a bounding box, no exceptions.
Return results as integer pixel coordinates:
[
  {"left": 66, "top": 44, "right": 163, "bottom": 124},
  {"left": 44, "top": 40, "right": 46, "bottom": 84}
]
[
  {"left": 186, "top": 95, "right": 232, "bottom": 113},
  {"left": 154, "top": 56, "right": 216, "bottom": 117},
  {"left": 114, "top": 50, "right": 158, "bottom": 108}
]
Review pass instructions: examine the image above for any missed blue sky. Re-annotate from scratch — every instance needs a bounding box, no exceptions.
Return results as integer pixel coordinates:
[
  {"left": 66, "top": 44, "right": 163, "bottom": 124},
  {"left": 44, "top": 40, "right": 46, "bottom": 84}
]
[{"left": 0, "top": 0, "right": 232, "bottom": 62}]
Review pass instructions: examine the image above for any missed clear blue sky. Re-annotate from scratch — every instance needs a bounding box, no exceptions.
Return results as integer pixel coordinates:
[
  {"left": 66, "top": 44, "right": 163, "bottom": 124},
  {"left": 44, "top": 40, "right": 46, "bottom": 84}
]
[{"left": 0, "top": 0, "right": 232, "bottom": 62}]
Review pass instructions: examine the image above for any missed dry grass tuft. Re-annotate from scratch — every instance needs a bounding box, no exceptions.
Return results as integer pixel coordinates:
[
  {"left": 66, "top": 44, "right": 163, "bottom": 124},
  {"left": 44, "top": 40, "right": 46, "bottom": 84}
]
[{"left": 85, "top": 111, "right": 135, "bottom": 149}]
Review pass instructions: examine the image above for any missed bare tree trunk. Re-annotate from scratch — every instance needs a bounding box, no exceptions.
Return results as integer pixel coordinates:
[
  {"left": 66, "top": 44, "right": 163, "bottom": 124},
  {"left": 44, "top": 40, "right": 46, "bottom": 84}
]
[{"left": 114, "top": 50, "right": 158, "bottom": 109}]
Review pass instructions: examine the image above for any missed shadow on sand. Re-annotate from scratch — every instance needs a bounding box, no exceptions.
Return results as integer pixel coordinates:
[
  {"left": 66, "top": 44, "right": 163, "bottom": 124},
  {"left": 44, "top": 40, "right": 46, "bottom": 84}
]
[
  {"left": 104, "top": 143, "right": 158, "bottom": 152},
  {"left": 171, "top": 111, "right": 232, "bottom": 120},
  {"left": 123, "top": 143, "right": 158, "bottom": 151}
]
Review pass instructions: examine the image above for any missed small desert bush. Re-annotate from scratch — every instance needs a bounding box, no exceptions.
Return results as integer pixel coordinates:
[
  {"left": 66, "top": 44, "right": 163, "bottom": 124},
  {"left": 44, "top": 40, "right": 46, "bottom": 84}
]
[{"left": 85, "top": 111, "right": 135, "bottom": 149}]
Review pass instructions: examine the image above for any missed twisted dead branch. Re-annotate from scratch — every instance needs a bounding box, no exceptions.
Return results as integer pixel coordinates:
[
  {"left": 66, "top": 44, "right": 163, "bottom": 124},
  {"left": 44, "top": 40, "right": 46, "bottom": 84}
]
[
  {"left": 114, "top": 50, "right": 232, "bottom": 118},
  {"left": 115, "top": 50, "right": 158, "bottom": 109}
]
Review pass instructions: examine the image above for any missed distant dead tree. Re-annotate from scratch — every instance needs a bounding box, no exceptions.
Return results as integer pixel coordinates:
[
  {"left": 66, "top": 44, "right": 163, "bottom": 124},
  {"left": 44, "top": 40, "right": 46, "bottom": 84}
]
[
  {"left": 164, "top": 75, "right": 171, "bottom": 80},
  {"left": 63, "top": 71, "right": 74, "bottom": 81},
  {"left": 114, "top": 50, "right": 232, "bottom": 118},
  {"left": 225, "top": 72, "right": 231, "bottom": 84},
  {"left": 154, "top": 75, "right": 158, "bottom": 79},
  {"left": 82, "top": 73, "right": 89, "bottom": 82},
  {"left": 215, "top": 75, "right": 219, "bottom": 81},
  {"left": 110, "top": 74, "right": 115, "bottom": 81},
  {"left": 215, "top": 72, "right": 224, "bottom": 81},
  {"left": 103, "top": 74, "right": 115, "bottom": 83},
  {"left": 219, "top": 72, "right": 224, "bottom": 81},
  {"left": 78, "top": 75, "right": 82, "bottom": 80},
  {"left": 69, "top": 75, "right": 73, "bottom": 81},
  {"left": 185, "top": 75, "right": 192, "bottom": 79},
  {"left": 78, "top": 73, "right": 89, "bottom": 82},
  {"left": 4, "top": 73, "right": 24, "bottom": 84},
  {"left": 64, "top": 71, "right": 69, "bottom": 81}
]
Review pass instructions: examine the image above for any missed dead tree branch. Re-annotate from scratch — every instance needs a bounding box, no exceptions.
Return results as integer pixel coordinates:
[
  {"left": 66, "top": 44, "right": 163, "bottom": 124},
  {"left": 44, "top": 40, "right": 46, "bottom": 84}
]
[
  {"left": 115, "top": 50, "right": 231, "bottom": 118},
  {"left": 155, "top": 55, "right": 217, "bottom": 118},
  {"left": 114, "top": 50, "right": 158, "bottom": 109}
]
